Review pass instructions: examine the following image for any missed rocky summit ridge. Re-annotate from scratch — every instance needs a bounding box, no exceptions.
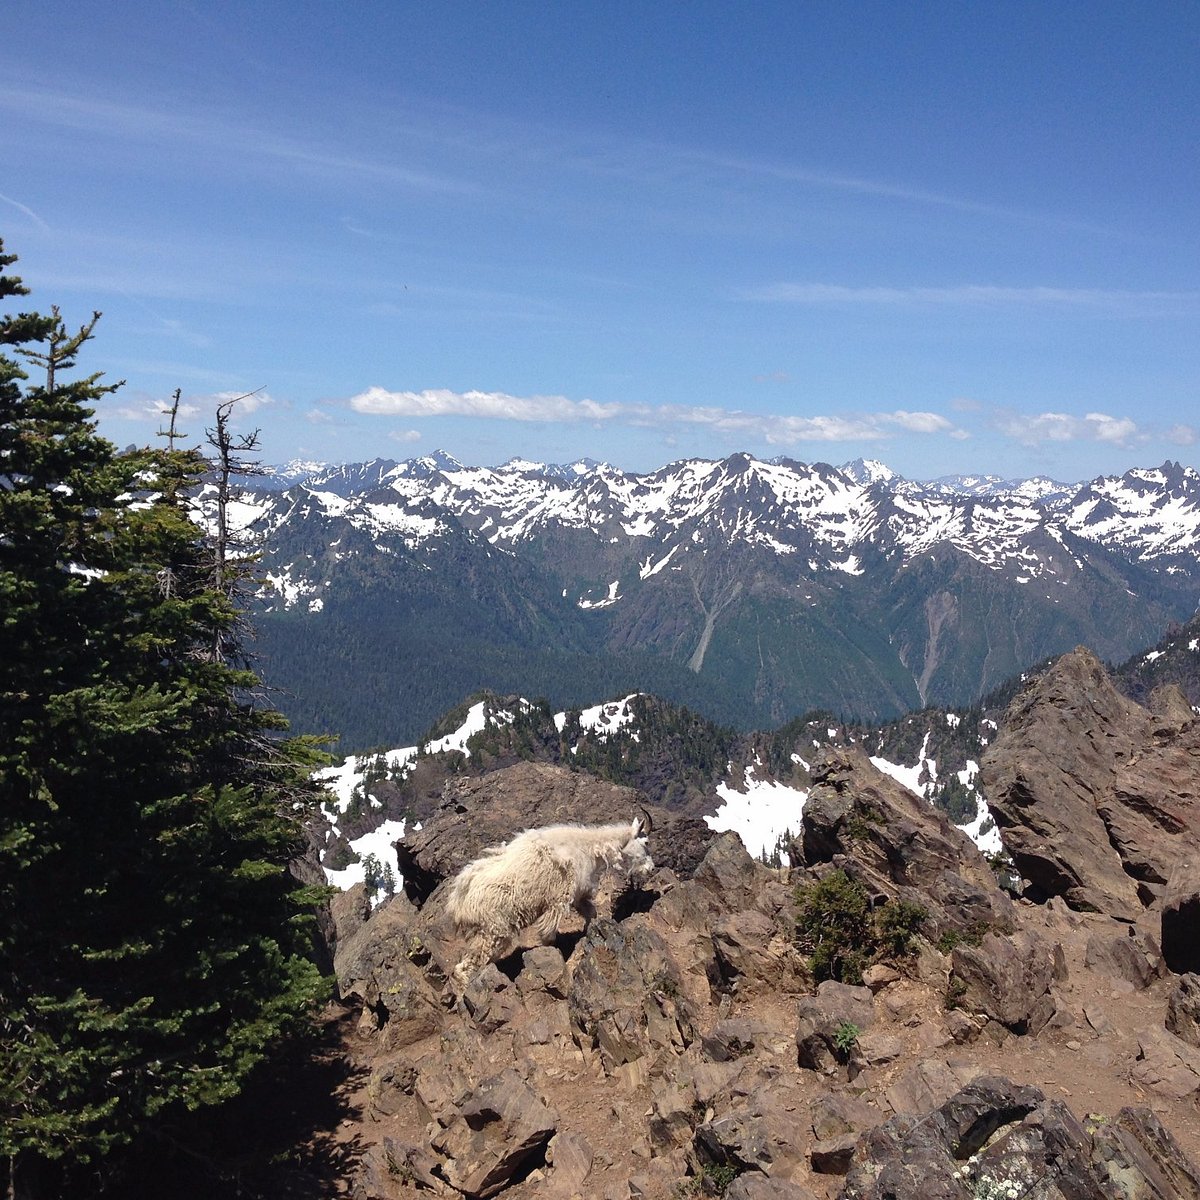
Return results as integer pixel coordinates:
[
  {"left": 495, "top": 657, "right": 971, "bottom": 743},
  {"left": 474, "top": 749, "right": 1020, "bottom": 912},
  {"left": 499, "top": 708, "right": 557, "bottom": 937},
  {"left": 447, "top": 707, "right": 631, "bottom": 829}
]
[
  {"left": 300, "top": 643, "right": 1200, "bottom": 1200},
  {"left": 213, "top": 452, "right": 1200, "bottom": 746}
]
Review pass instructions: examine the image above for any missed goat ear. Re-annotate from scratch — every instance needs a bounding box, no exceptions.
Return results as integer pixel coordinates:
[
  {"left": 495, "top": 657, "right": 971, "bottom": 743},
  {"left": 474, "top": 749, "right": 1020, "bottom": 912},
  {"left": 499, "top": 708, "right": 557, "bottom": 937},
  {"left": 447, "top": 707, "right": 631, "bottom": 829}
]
[{"left": 631, "top": 816, "right": 643, "bottom": 838}]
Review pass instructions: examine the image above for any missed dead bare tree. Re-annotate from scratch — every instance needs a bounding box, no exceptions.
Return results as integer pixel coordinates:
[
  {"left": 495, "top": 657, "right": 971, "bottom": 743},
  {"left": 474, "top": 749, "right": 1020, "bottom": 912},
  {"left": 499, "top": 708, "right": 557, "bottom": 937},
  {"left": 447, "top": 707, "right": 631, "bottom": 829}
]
[{"left": 205, "top": 391, "right": 267, "bottom": 660}]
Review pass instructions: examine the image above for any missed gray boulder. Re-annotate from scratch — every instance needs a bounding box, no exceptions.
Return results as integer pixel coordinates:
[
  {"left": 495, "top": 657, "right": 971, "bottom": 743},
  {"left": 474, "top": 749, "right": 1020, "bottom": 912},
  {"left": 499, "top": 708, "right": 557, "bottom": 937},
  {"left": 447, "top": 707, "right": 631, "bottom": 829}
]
[
  {"left": 948, "top": 929, "right": 1065, "bottom": 1035},
  {"left": 430, "top": 1068, "right": 558, "bottom": 1198},
  {"left": 794, "top": 747, "right": 1013, "bottom": 941},
  {"left": 567, "top": 917, "right": 695, "bottom": 1073},
  {"left": 1166, "top": 973, "right": 1200, "bottom": 1049},
  {"left": 796, "top": 980, "right": 876, "bottom": 1073}
]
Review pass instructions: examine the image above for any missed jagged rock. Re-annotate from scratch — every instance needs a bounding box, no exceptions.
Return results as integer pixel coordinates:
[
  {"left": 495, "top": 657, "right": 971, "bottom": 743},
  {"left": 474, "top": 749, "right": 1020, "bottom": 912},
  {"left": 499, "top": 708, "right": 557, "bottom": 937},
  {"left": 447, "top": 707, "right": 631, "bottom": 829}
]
[
  {"left": 353, "top": 1135, "right": 447, "bottom": 1197},
  {"left": 702, "top": 1019, "right": 786, "bottom": 1063},
  {"left": 1089, "top": 1107, "right": 1200, "bottom": 1198},
  {"left": 794, "top": 747, "right": 1013, "bottom": 939},
  {"left": 648, "top": 835, "right": 789, "bottom": 1007},
  {"left": 690, "top": 1058, "right": 745, "bottom": 1109},
  {"left": 1161, "top": 856, "right": 1200, "bottom": 974},
  {"left": 796, "top": 980, "right": 875, "bottom": 1072},
  {"left": 330, "top": 881, "right": 374, "bottom": 950},
  {"left": 1130, "top": 1026, "right": 1200, "bottom": 1101},
  {"left": 568, "top": 917, "right": 695, "bottom": 1073},
  {"left": 693, "top": 1076, "right": 809, "bottom": 1180},
  {"left": 861, "top": 963, "right": 900, "bottom": 992},
  {"left": 810, "top": 1092, "right": 880, "bottom": 1141},
  {"left": 885, "top": 1058, "right": 975, "bottom": 1115},
  {"left": 646, "top": 814, "right": 720, "bottom": 879},
  {"left": 839, "top": 1074, "right": 1200, "bottom": 1199},
  {"left": 334, "top": 898, "right": 445, "bottom": 1048},
  {"left": 647, "top": 1082, "right": 698, "bottom": 1152},
  {"left": 712, "top": 910, "right": 800, "bottom": 992},
  {"left": 409, "top": 1026, "right": 493, "bottom": 1128},
  {"left": 1084, "top": 926, "right": 1167, "bottom": 989},
  {"left": 516, "top": 945, "right": 569, "bottom": 999},
  {"left": 543, "top": 1130, "right": 594, "bottom": 1197},
  {"left": 725, "top": 1178, "right": 819, "bottom": 1200},
  {"left": 430, "top": 1068, "right": 558, "bottom": 1198},
  {"left": 365, "top": 1055, "right": 418, "bottom": 1119},
  {"left": 948, "top": 929, "right": 1065, "bottom": 1034},
  {"left": 692, "top": 832, "right": 792, "bottom": 917},
  {"left": 806, "top": 1093, "right": 881, "bottom": 1175},
  {"left": 1166, "top": 973, "right": 1200, "bottom": 1048},
  {"left": 810, "top": 1133, "right": 859, "bottom": 1175},
  {"left": 982, "top": 648, "right": 1200, "bottom": 919},
  {"left": 461, "top": 964, "right": 523, "bottom": 1033},
  {"left": 848, "top": 1031, "right": 903, "bottom": 1079}
]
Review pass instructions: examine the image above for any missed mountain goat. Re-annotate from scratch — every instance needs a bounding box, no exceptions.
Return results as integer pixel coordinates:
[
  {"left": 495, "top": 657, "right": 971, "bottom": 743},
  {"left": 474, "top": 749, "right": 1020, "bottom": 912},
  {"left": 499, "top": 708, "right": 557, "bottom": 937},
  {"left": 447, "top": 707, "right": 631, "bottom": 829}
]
[{"left": 446, "top": 813, "right": 654, "bottom": 985}]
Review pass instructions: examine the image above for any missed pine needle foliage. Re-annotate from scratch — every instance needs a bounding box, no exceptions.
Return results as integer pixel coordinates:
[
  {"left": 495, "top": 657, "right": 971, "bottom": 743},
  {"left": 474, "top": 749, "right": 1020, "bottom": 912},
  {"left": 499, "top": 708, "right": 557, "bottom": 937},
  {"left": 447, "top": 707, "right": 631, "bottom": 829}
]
[
  {"left": 794, "top": 869, "right": 927, "bottom": 984},
  {"left": 0, "top": 240, "right": 328, "bottom": 1190}
]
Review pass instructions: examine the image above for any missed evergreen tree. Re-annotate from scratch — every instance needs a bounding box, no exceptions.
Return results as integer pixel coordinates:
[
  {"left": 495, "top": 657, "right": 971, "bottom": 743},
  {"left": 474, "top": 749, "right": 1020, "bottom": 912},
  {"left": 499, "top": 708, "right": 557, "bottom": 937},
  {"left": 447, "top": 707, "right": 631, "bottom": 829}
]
[{"left": 0, "top": 240, "right": 328, "bottom": 1195}]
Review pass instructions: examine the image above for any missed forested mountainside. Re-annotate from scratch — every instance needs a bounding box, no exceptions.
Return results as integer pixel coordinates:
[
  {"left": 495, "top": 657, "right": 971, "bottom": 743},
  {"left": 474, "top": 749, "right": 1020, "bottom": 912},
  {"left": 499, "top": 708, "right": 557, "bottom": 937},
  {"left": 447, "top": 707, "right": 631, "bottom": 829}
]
[
  {"left": 222, "top": 453, "right": 1200, "bottom": 750},
  {"left": 310, "top": 610, "right": 1200, "bottom": 897}
]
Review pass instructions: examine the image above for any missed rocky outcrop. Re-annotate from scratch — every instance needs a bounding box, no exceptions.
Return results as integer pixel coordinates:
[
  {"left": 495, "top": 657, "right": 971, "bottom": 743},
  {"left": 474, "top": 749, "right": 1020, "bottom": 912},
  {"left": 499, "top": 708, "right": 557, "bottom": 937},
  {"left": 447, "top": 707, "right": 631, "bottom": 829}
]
[
  {"left": 1084, "top": 926, "right": 1167, "bottom": 990},
  {"left": 430, "top": 1070, "right": 558, "bottom": 1198},
  {"left": 948, "top": 929, "right": 1066, "bottom": 1035},
  {"left": 792, "top": 746, "right": 1014, "bottom": 940},
  {"left": 305, "top": 676, "right": 1200, "bottom": 1200},
  {"left": 395, "top": 761, "right": 713, "bottom": 905},
  {"left": 981, "top": 648, "right": 1200, "bottom": 919},
  {"left": 333, "top": 894, "right": 446, "bottom": 1049},
  {"left": 567, "top": 917, "right": 695, "bottom": 1075},
  {"left": 796, "top": 981, "right": 876, "bottom": 1074},
  {"left": 1161, "top": 855, "right": 1200, "bottom": 974},
  {"left": 839, "top": 1075, "right": 1200, "bottom": 1199},
  {"left": 1167, "top": 974, "right": 1200, "bottom": 1048}
]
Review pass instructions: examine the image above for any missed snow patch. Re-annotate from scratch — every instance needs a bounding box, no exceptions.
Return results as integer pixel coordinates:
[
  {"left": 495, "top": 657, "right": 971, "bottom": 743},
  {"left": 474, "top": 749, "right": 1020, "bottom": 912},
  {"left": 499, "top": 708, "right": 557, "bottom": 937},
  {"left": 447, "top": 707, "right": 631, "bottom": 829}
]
[
  {"left": 323, "top": 819, "right": 408, "bottom": 902},
  {"left": 707, "top": 773, "right": 807, "bottom": 864}
]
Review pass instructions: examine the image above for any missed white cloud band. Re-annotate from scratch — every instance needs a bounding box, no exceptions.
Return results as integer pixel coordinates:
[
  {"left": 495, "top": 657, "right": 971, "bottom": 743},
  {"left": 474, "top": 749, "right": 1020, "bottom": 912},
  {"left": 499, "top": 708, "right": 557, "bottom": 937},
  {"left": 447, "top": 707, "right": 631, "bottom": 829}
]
[{"left": 348, "top": 386, "right": 961, "bottom": 445}]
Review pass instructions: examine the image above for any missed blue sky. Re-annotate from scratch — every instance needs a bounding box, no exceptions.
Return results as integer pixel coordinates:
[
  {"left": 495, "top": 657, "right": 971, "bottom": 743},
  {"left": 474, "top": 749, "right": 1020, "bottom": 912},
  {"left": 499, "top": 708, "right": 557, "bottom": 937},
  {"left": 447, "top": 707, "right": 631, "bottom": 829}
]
[{"left": 3, "top": 1, "right": 1198, "bottom": 481}]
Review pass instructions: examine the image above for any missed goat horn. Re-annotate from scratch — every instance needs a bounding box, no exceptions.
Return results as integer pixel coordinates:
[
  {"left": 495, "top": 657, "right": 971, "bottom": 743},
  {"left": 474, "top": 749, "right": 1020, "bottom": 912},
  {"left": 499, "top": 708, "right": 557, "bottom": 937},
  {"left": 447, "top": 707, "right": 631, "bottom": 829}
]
[{"left": 636, "top": 806, "right": 654, "bottom": 835}]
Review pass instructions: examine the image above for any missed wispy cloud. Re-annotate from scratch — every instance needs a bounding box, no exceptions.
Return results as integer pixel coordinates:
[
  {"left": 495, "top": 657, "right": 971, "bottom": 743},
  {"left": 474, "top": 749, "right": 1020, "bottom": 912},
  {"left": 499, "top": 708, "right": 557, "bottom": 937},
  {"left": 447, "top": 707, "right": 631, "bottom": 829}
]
[
  {"left": 0, "top": 83, "right": 473, "bottom": 197},
  {"left": 741, "top": 282, "right": 1200, "bottom": 315},
  {"left": 111, "top": 396, "right": 204, "bottom": 422},
  {"left": 351, "top": 387, "right": 622, "bottom": 423},
  {"left": 1167, "top": 424, "right": 1197, "bottom": 446},
  {"left": 0, "top": 191, "right": 50, "bottom": 231},
  {"left": 994, "top": 411, "right": 1142, "bottom": 447},
  {"left": 213, "top": 389, "right": 274, "bottom": 417},
  {"left": 348, "top": 386, "right": 962, "bottom": 446},
  {"left": 109, "top": 388, "right": 274, "bottom": 424}
]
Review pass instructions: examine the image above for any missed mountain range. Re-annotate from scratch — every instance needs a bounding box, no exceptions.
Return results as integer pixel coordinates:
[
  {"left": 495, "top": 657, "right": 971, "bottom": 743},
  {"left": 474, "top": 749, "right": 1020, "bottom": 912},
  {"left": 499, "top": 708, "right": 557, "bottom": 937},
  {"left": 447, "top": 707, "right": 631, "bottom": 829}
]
[{"left": 219, "top": 453, "right": 1200, "bottom": 749}]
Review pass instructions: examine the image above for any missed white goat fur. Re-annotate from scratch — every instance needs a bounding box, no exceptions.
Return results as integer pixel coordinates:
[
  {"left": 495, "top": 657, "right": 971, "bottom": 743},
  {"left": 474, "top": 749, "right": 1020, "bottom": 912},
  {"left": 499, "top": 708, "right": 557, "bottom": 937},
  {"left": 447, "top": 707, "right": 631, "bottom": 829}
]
[{"left": 446, "top": 818, "right": 653, "bottom": 983}]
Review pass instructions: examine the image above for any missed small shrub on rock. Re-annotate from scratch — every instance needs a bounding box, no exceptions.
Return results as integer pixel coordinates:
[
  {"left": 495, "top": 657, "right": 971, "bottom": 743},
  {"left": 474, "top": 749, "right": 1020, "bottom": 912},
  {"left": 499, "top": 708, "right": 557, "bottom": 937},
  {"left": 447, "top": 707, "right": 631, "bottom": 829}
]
[
  {"left": 877, "top": 900, "right": 929, "bottom": 957},
  {"left": 795, "top": 870, "right": 873, "bottom": 983},
  {"left": 795, "top": 870, "right": 928, "bottom": 983},
  {"left": 833, "top": 1020, "right": 860, "bottom": 1059}
]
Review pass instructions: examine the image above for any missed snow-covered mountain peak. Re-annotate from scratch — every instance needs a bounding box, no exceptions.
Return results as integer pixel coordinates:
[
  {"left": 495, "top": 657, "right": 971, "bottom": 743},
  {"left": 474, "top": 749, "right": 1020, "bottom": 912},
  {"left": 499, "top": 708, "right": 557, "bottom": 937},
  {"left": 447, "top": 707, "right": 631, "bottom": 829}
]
[
  {"left": 839, "top": 457, "right": 901, "bottom": 486},
  {"left": 238, "top": 451, "right": 1200, "bottom": 600}
]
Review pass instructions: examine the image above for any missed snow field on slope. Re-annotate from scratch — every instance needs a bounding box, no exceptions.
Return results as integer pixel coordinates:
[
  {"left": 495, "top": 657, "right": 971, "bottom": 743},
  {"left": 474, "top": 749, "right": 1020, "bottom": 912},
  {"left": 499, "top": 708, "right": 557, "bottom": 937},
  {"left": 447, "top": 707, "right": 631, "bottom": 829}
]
[{"left": 315, "top": 693, "right": 1005, "bottom": 902}]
